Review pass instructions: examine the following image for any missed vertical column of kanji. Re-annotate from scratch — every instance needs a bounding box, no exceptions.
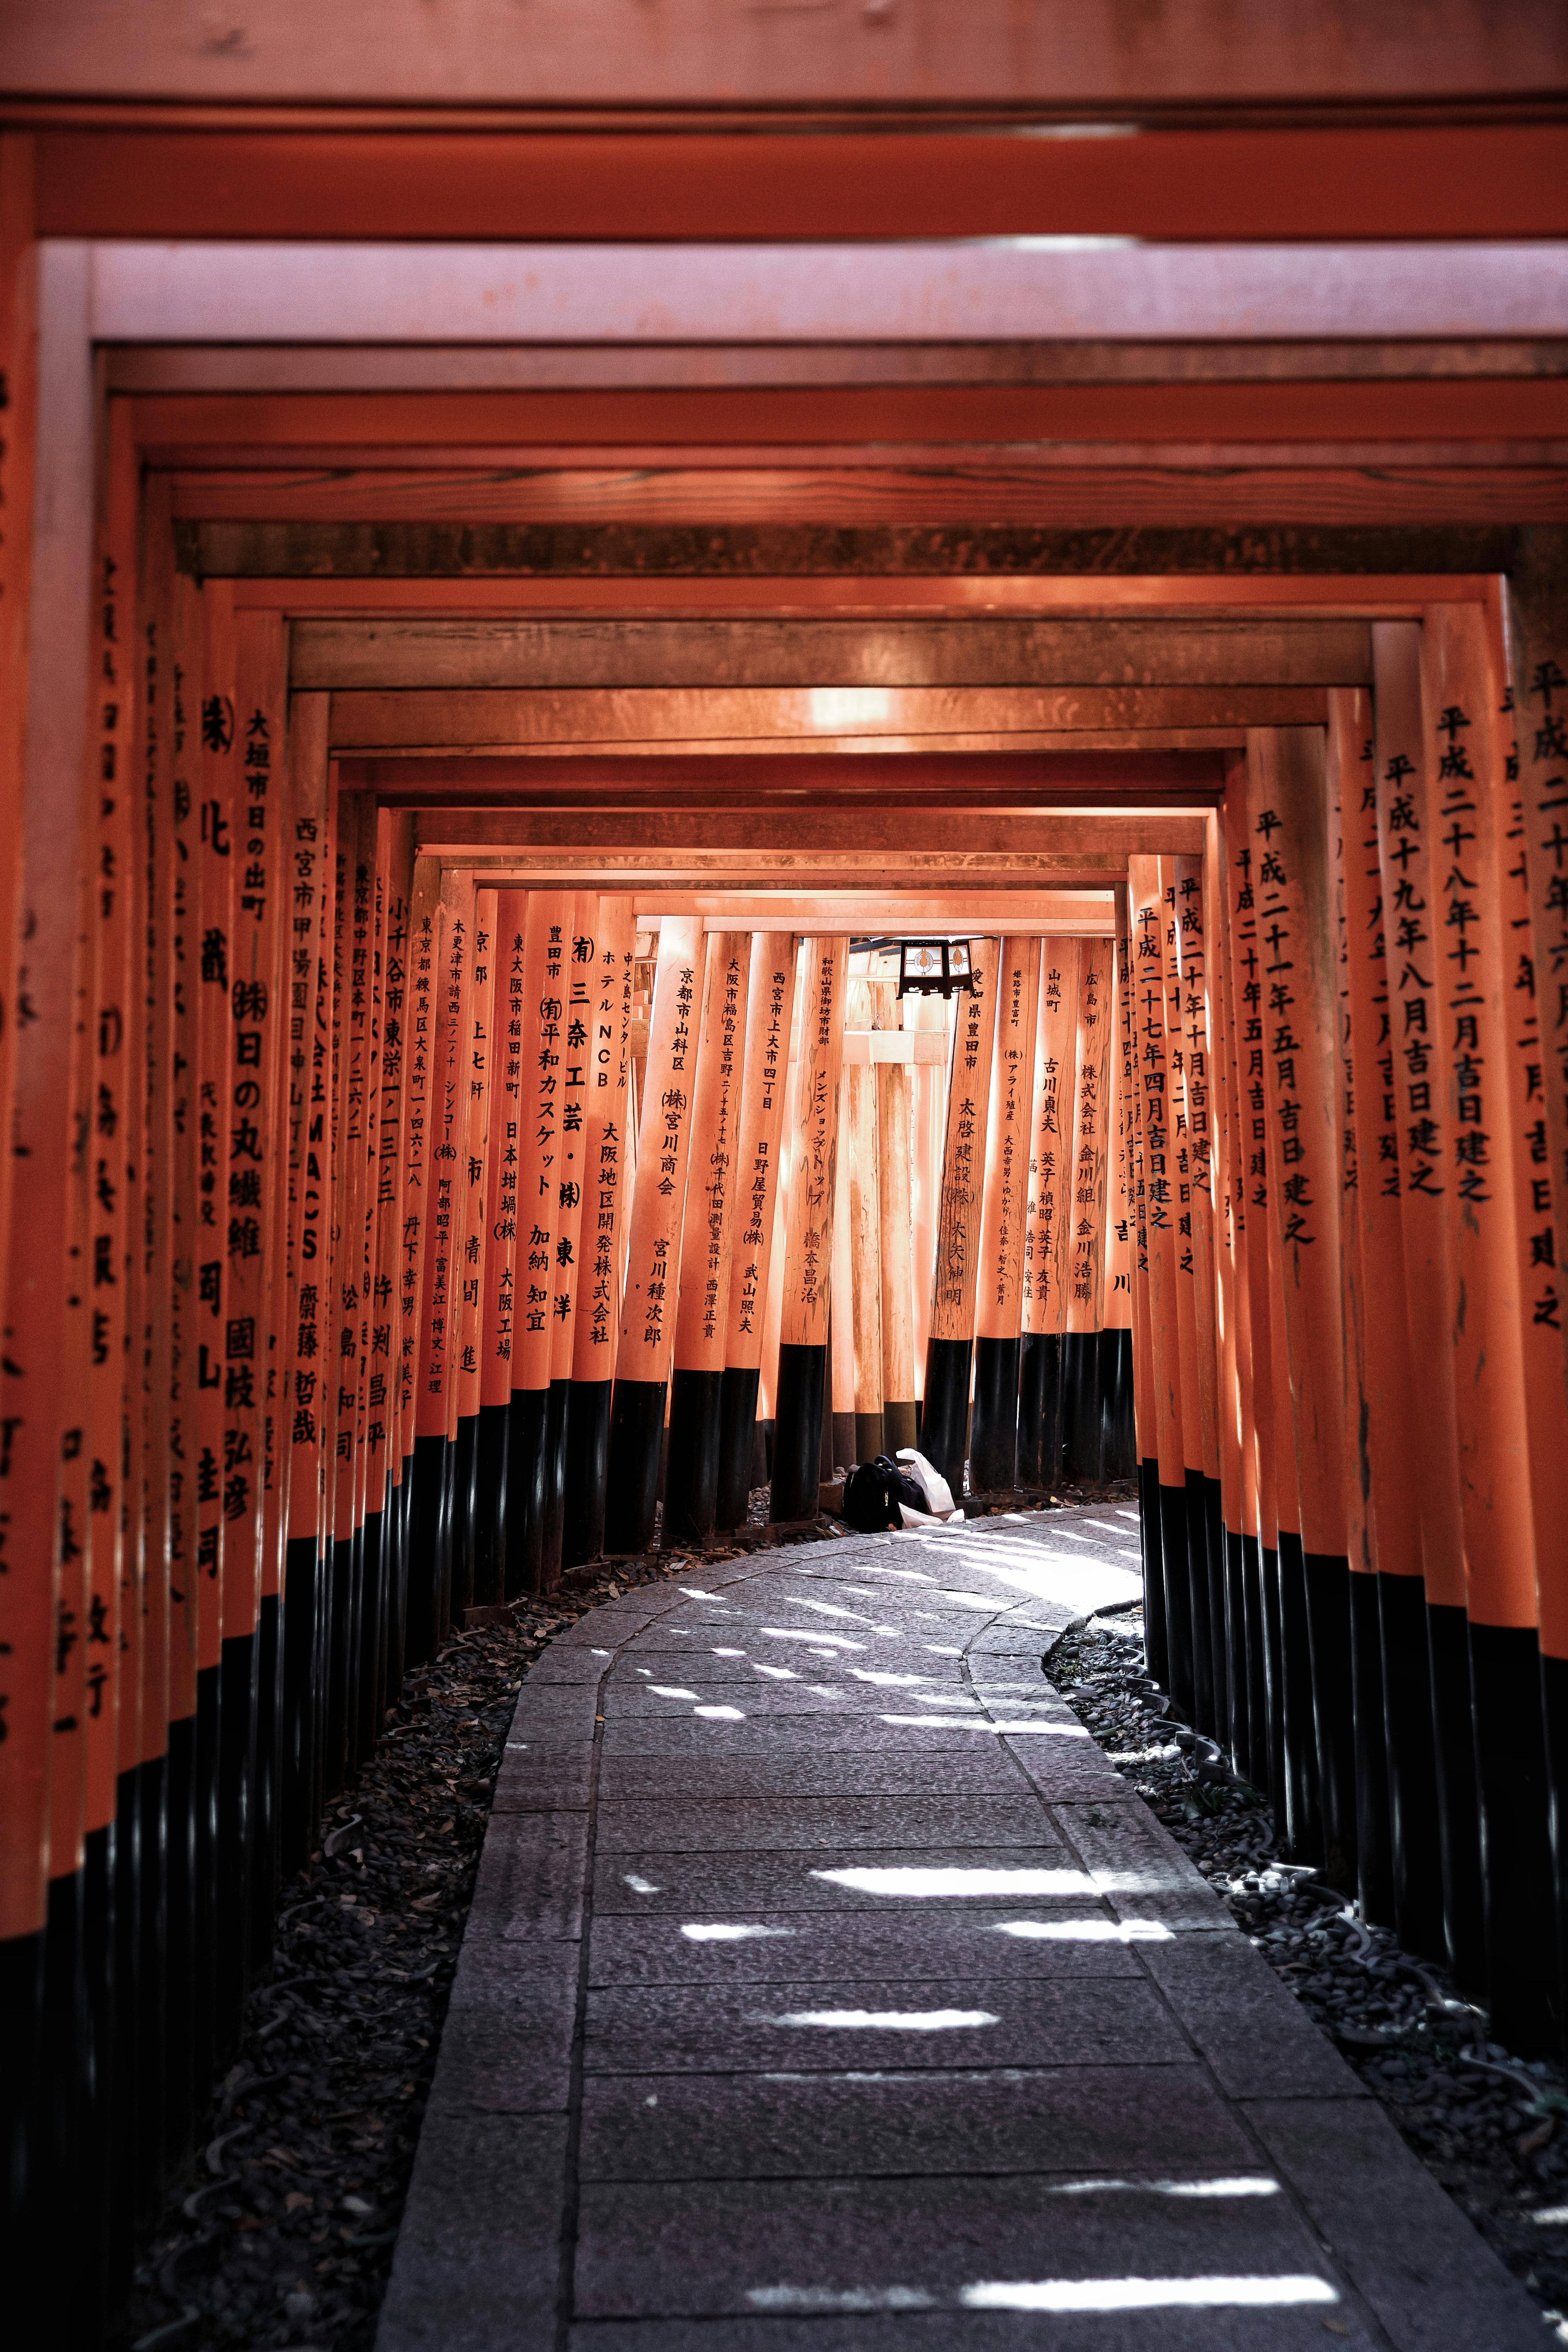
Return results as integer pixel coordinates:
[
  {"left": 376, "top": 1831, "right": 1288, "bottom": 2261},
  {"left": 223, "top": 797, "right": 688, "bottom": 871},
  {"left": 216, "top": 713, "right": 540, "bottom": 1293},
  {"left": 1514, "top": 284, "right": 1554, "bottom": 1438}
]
[
  {"left": 769, "top": 937, "right": 849, "bottom": 1522},
  {"left": 351, "top": 810, "right": 390, "bottom": 1756},
  {"left": 416, "top": 867, "right": 472, "bottom": 1642},
  {"left": 194, "top": 582, "right": 254, "bottom": 2065},
  {"left": 605, "top": 918, "right": 707, "bottom": 1552},
  {"left": 1172, "top": 862, "right": 1227, "bottom": 1747},
  {"left": 400, "top": 855, "right": 445, "bottom": 1660},
  {"left": 1372, "top": 621, "right": 1485, "bottom": 1991},
  {"left": 1019, "top": 941, "right": 1078, "bottom": 1493},
  {"left": 754, "top": 970, "right": 804, "bottom": 1465},
  {"left": 1158, "top": 875, "right": 1217, "bottom": 1732},
  {"left": 1225, "top": 760, "right": 1297, "bottom": 1840},
  {"left": 227, "top": 613, "right": 286, "bottom": 1976},
  {"left": 1064, "top": 937, "right": 1115, "bottom": 1492},
  {"left": 368, "top": 812, "right": 412, "bottom": 1703},
  {"left": 1099, "top": 928, "right": 1136, "bottom": 1485},
  {"left": 971, "top": 939, "right": 1039, "bottom": 1494},
  {"left": 1420, "top": 607, "right": 1553, "bottom": 2050},
  {"left": 460, "top": 882, "right": 505, "bottom": 1610},
  {"left": 507, "top": 892, "right": 571, "bottom": 1589},
  {"left": 907, "top": 992, "right": 946, "bottom": 1416},
  {"left": 1121, "top": 911, "right": 1166, "bottom": 1682},
  {"left": 323, "top": 795, "right": 367, "bottom": 1780},
  {"left": 158, "top": 578, "right": 201, "bottom": 2177},
  {"left": 1498, "top": 658, "right": 1568, "bottom": 2059},
  {"left": 1330, "top": 694, "right": 1440, "bottom": 1955},
  {"left": 276, "top": 694, "right": 328, "bottom": 1876},
  {"left": 540, "top": 896, "right": 595, "bottom": 1586},
  {"left": 440, "top": 883, "right": 486, "bottom": 1619},
  {"left": 313, "top": 792, "right": 349, "bottom": 1801},
  {"left": 1325, "top": 698, "right": 1394, "bottom": 1930},
  {"left": 0, "top": 135, "right": 35, "bottom": 1354},
  {"left": 665, "top": 931, "right": 750, "bottom": 1547},
  {"left": 1133, "top": 860, "right": 1194, "bottom": 1727},
  {"left": 1205, "top": 815, "right": 1255, "bottom": 1783},
  {"left": 1246, "top": 730, "right": 1357, "bottom": 1886},
  {"left": 449, "top": 884, "right": 494, "bottom": 1614},
  {"left": 133, "top": 479, "right": 178, "bottom": 2196},
  {"left": 477, "top": 889, "right": 525, "bottom": 1589},
  {"left": 714, "top": 934, "right": 798, "bottom": 1530},
  {"left": 920, "top": 941, "right": 999, "bottom": 1496},
  {"left": 562, "top": 896, "right": 636, "bottom": 1567},
  {"left": 829, "top": 1063, "right": 857, "bottom": 1480}
]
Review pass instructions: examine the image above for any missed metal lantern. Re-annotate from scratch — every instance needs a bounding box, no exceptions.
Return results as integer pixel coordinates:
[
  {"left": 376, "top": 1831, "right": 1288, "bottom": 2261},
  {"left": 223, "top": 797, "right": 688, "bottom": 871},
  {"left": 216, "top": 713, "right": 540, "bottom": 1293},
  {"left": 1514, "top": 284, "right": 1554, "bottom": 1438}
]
[{"left": 896, "top": 938, "right": 974, "bottom": 1000}]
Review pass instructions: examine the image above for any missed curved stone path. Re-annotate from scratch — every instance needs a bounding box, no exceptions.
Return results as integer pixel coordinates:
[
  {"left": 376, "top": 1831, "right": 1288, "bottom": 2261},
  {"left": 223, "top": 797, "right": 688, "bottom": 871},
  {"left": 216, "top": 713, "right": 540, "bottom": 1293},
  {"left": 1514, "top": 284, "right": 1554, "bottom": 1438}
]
[{"left": 376, "top": 1508, "right": 1545, "bottom": 2351}]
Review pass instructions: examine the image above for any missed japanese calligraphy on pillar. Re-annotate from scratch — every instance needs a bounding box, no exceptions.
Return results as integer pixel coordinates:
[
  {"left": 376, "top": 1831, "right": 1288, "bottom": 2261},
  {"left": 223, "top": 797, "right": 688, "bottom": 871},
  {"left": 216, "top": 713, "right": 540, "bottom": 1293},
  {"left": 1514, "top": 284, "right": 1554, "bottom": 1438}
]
[
  {"left": 1067, "top": 940, "right": 1113, "bottom": 1331},
  {"left": 725, "top": 934, "right": 798, "bottom": 1370},
  {"left": 550, "top": 899, "right": 595, "bottom": 1376},
  {"left": 1023, "top": 940, "right": 1078, "bottom": 1335},
  {"left": 617, "top": 916, "right": 707, "bottom": 1379},
  {"left": 928, "top": 938, "right": 999, "bottom": 1342},
  {"left": 978, "top": 937, "right": 1040, "bottom": 1339},
  {"left": 397, "top": 856, "right": 441, "bottom": 1436},
  {"left": 481, "top": 889, "right": 527, "bottom": 1407},
  {"left": 282, "top": 698, "right": 330, "bottom": 1547},
  {"left": 571, "top": 895, "right": 636, "bottom": 1380},
  {"left": 512, "top": 892, "right": 572, "bottom": 1392},
  {"left": 675, "top": 932, "right": 750, "bottom": 1375},
  {"left": 781, "top": 937, "right": 850, "bottom": 1350}
]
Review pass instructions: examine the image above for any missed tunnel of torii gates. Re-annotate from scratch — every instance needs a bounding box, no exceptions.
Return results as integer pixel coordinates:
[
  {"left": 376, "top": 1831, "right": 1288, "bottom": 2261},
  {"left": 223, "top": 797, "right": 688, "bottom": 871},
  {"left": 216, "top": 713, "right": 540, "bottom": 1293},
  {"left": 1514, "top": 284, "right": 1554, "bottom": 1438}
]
[{"left": 5, "top": 354, "right": 1568, "bottom": 2342}]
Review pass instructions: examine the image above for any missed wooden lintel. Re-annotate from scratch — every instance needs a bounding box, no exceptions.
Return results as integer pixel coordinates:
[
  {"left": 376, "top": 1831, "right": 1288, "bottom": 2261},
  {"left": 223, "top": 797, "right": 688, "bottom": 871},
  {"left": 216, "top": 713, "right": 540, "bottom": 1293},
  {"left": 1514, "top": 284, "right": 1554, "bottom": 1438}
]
[
  {"left": 407, "top": 810, "right": 1208, "bottom": 856},
  {"left": 291, "top": 614, "right": 1372, "bottom": 693},
  {"left": 325, "top": 683, "right": 1327, "bottom": 751}
]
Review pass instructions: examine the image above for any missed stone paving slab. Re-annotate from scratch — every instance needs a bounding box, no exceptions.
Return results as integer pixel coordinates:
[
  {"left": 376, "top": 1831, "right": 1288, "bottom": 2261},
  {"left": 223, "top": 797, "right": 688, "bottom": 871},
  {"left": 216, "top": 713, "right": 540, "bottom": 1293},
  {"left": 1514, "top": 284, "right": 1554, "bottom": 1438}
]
[{"left": 378, "top": 1509, "right": 1548, "bottom": 2352}]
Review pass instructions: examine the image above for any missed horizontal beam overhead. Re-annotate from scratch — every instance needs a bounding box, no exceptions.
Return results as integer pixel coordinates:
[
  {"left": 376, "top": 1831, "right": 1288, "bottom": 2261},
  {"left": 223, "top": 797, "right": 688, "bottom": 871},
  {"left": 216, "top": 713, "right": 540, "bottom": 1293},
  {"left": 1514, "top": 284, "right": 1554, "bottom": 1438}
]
[
  {"left": 343, "top": 748, "right": 1226, "bottom": 800},
  {"left": 407, "top": 811, "right": 1208, "bottom": 855},
  {"left": 325, "top": 682, "right": 1327, "bottom": 751},
  {"left": 292, "top": 615, "right": 1373, "bottom": 691}
]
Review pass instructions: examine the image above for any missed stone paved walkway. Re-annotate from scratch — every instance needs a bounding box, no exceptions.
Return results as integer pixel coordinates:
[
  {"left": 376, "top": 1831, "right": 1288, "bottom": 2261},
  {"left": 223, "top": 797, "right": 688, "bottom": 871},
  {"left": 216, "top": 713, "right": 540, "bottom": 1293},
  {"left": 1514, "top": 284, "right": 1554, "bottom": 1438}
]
[{"left": 376, "top": 1508, "right": 1547, "bottom": 2351}]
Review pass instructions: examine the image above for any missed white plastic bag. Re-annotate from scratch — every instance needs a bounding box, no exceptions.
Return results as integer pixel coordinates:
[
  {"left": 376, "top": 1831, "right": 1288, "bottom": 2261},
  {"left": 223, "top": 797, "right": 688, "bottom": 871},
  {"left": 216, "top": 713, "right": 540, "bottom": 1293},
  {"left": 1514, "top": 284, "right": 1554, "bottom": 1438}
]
[{"left": 895, "top": 1447, "right": 958, "bottom": 1520}]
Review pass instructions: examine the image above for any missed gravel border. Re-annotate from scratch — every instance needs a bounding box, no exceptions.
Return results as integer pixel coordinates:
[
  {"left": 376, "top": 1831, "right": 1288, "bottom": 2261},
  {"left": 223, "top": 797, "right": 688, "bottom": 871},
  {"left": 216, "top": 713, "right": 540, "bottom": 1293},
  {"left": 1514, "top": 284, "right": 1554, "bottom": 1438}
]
[{"left": 1045, "top": 1607, "right": 1568, "bottom": 2347}]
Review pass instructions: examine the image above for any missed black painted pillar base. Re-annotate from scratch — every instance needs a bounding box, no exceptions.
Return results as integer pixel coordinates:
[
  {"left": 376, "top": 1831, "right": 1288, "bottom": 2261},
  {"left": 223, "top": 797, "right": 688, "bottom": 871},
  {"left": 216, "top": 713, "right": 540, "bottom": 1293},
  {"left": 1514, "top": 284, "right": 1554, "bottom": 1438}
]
[
  {"left": 1137, "top": 1459, "right": 1168, "bottom": 1688},
  {"left": 322, "top": 1529, "right": 350, "bottom": 1793},
  {"left": 563, "top": 1380, "right": 612, "bottom": 1566},
  {"left": 1060, "top": 1332, "right": 1101, "bottom": 1485},
  {"left": 1348, "top": 1570, "right": 1395, "bottom": 1927},
  {"left": 1017, "top": 1332, "right": 1062, "bottom": 1491},
  {"left": 135, "top": 1754, "right": 169, "bottom": 2217},
  {"left": 1471, "top": 1621, "right": 1558, "bottom": 2054},
  {"left": 506, "top": 1387, "right": 548, "bottom": 1598},
  {"left": 1222, "top": 1526, "right": 1248, "bottom": 1781},
  {"left": 163, "top": 1710, "right": 197, "bottom": 2170},
  {"left": 108, "top": 1766, "right": 140, "bottom": 2282},
  {"left": 390, "top": 1460, "right": 413, "bottom": 1699},
  {"left": 882, "top": 1398, "right": 918, "bottom": 1456},
  {"left": 345, "top": 1521, "right": 366, "bottom": 1764},
  {"left": 1303, "top": 1552, "right": 1357, "bottom": 1891},
  {"left": 1377, "top": 1572, "right": 1446, "bottom": 1961},
  {"left": 970, "top": 1335, "right": 1020, "bottom": 1491},
  {"left": 1099, "top": 1329, "right": 1135, "bottom": 1481},
  {"left": 0, "top": 1924, "right": 45, "bottom": 2335},
  {"left": 605, "top": 1376, "right": 667, "bottom": 1554},
  {"left": 541, "top": 1380, "right": 571, "bottom": 1587},
  {"left": 920, "top": 1334, "right": 972, "bottom": 1497},
  {"left": 1260, "top": 1544, "right": 1287, "bottom": 1838},
  {"left": 1540, "top": 1649, "right": 1568, "bottom": 2066},
  {"left": 1277, "top": 1532, "right": 1323, "bottom": 1866},
  {"left": 281, "top": 1538, "right": 320, "bottom": 1878},
  {"left": 471, "top": 1400, "right": 511, "bottom": 1607},
  {"left": 451, "top": 1412, "right": 480, "bottom": 1619},
  {"left": 831, "top": 1409, "right": 856, "bottom": 1476},
  {"left": 357, "top": 1500, "right": 386, "bottom": 1763},
  {"left": 252, "top": 1589, "right": 283, "bottom": 1972},
  {"left": 406, "top": 1433, "right": 448, "bottom": 1666},
  {"left": 715, "top": 1364, "right": 761, "bottom": 1532},
  {"left": 1428, "top": 1598, "right": 1488, "bottom": 1995},
  {"left": 853, "top": 1410, "right": 884, "bottom": 1467},
  {"left": 1158, "top": 1479, "right": 1195, "bottom": 1723},
  {"left": 772, "top": 1343, "right": 827, "bottom": 1522},
  {"left": 192, "top": 1661, "right": 221, "bottom": 2129},
  {"left": 1241, "top": 1532, "right": 1268, "bottom": 1795},
  {"left": 1184, "top": 1469, "right": 1216, "bottom": 1738},
  {"left": 1203, "top": 1481, "right": 1228, "bottom": 1751},
  {"left": 46, "top": 1854, "right": 114, "bottom": 2346},
  {"left": 665, "top": 1367, "right": 724, "bottom": 1548},
  {"left": 215, "top": 1628, "right": 258, "bottom": 2065}
]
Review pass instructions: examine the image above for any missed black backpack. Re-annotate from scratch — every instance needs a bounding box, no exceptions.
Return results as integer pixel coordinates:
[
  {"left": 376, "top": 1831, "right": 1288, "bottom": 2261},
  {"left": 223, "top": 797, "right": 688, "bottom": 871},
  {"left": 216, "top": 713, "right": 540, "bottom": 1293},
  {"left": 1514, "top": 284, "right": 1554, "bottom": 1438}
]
[{"left": 841, "top": 1454, "right": 926, "bottom": 1533}]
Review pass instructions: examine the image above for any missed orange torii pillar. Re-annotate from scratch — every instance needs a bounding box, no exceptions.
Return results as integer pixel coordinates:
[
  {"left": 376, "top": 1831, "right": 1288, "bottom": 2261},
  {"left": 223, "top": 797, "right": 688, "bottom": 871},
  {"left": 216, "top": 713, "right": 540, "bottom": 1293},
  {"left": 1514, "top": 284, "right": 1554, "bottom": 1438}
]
[
  {"left": 1420, "top": 606, "right": 1554, "bottom": 2051},
  {"left": 772, "top": 939, "right": 849, "bottom": 1521},
  {"left": 540, "top": 893, "right": 597, "bottom": 1585},
  {"left": 1062, "top": 936, "right": 1114, "bottom": 1485},
  {"left": 1372, "top": 621, "right": 1486, "bottom": 1988},
  {"left": 716, "top": 936, "right": 798, "bottom": 1528},
  {"left": 1019, "top": 940, "right": 1078, "bottom": 1490},
  {"left": 562, "top": 896, "right": 636, "bottom": 1569},
  {"left": 665, "top": 932, "right": 750, "bottom": 1547},
  {"left": 450, "top": 885, "right": 494, "bottom": 1620},
  {"left": 921, "top": 942, "right": 1001, "bottom": 1494},
  {"left": 1247, "top": 729, "right": 1359, "bottom": 1887},
  {"left": 971, "top": 938, "right": 1040, "bottom": 1491},
  {"left": 402, "top": 855, "right": 448, "bottom": 1660},
  {"left": 474, "top": 887, "right": 525, "bottom": 1603},
  {"left": 1101, "top": 929, "right": 1137, "bottom": 1480},
  {"left": 505, "top": 892, "right": 572, "bottom": 1593},
  {"left": 604, "top": 917, "right": 706, "bottom": 1553}
]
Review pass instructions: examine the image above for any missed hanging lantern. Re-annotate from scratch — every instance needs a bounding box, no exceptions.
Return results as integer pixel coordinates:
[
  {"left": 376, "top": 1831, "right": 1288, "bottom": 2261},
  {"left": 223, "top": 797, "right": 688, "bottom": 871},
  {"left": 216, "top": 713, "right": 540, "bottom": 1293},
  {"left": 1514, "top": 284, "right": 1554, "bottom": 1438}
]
[{"left": 897, "top": 938, "right": 974, "bottom": 1000}]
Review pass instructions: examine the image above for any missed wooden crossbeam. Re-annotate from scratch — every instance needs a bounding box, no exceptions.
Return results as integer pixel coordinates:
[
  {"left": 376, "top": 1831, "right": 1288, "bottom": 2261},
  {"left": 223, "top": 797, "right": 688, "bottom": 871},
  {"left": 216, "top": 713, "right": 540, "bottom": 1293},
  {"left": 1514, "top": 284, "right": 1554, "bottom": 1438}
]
[
  {"left": 408, "top": 812, "right": 1208, "bottom": 854},
  {"left": 291, "top": 614, "right": 1374, "bottom": 691}
]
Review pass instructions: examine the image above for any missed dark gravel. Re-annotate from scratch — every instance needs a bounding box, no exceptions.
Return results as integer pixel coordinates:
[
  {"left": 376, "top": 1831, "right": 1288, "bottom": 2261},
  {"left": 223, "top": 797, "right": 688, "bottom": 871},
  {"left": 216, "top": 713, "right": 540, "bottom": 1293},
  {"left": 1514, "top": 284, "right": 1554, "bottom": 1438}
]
[{"left": 1046, "top": 1609, "right": 1568, "bottom": 2343}]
